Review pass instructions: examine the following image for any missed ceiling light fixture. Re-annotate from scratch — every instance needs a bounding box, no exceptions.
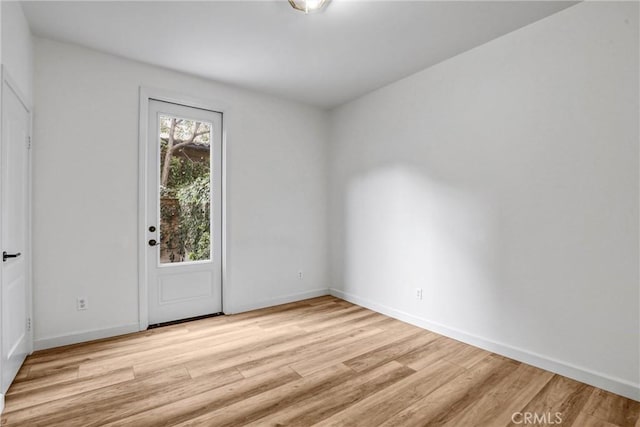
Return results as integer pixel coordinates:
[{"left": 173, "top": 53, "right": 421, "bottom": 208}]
[{"left": 288, "top": 0, "right": 328, "bottom": 14}]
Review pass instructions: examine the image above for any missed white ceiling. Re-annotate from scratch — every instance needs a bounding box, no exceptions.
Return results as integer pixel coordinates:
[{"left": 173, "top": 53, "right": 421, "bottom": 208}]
[{"left": 22, "top": 1, "right": 577, "bottom": 109}]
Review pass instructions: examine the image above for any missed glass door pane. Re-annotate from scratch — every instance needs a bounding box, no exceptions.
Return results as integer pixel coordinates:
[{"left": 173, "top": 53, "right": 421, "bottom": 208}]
[{"left": 158, "top": 115, "right": 212, "bottom": 264}]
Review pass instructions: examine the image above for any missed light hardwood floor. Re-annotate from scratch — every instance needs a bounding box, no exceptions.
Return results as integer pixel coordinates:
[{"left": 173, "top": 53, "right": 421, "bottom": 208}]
[{"left": 2, "top": 296, "right": 638, "bottom": 426}]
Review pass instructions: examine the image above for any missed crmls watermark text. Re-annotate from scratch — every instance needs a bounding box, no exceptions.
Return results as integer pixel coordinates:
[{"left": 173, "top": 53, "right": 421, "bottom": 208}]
[{"left": 511, "top": 412, "right": 563, "bottom": 424}]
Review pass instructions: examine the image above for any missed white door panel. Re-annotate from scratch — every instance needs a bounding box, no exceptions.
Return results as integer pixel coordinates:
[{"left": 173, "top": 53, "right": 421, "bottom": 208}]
[
  {"left": 146, "top": 100, "right": 222, "bottom": 325},
  {"left": 1, "top": 74, "right": 31, "bottom": 393}
]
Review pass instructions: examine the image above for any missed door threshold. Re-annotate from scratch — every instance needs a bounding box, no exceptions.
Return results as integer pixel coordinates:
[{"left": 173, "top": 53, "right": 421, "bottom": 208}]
[{"left": 147, "top": 312, "right": 224, "bottom": 329}]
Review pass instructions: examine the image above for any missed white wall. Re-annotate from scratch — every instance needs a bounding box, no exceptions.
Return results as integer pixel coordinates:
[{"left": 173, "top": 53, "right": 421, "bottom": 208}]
[
  {"left": 1, "top": 1, "right": 33, "bottom": 104},
  {"left": 32, "top": 38, "right": 328, "bottom": 348},
  {"left": 329, "top": 2, "right": 639, "bottom": 400}
]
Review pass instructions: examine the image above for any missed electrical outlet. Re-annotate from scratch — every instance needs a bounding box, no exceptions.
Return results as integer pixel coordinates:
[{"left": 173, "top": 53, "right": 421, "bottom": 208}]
[
  {"left": 77, "top": 297, "right": 88, "bottom": 311},
  {"left": 298, "top": 270, "right": 304, "bottom": 280},
  {"left": 416, "top": 288, "right": 423, "bottom": 300}
]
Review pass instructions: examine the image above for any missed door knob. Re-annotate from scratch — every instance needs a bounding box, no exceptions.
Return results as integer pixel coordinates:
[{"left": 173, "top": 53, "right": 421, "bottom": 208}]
[
  {"left": 148, "top": 239, "right": 158, "bottom": 247},
  {"left": 3, "top": 251, "right": 21, "bottom": 262}
]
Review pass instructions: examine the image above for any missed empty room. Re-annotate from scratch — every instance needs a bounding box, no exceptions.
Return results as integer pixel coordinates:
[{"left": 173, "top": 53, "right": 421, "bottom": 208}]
[{"left": 0, "top": 0, "right": 638, "bottom": 425}]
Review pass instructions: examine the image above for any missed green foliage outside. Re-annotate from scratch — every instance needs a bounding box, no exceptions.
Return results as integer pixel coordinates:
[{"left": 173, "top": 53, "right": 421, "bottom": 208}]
[{"left": 177, "top": 176, "right": 211, "bottom": 261}]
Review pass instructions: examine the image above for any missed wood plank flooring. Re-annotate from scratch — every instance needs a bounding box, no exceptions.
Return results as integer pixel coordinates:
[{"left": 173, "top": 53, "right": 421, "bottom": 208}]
[{"left": 2, "top": 296, "right": 638, "bottom": 426}]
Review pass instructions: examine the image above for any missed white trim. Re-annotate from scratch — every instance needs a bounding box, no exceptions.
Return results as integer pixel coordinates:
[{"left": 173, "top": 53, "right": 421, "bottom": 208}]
[
  {"left": 330, "top": 288, "right": 640, "bottom": 402},
  {"left": 26, "top": 86, "right": 33, "bottom": 358},
  {"left": 138, "top": 88, "right": 149, "bottom": 330},
  {"left": 228, "top": 288, "right": 329, "bottom": 315},
  {"left": 138, "top": 86, "right": 231, "bottom": 331},
  {"left": 0, "top": 393, "right": 4, "bottom": 414},
  {"left": 221, "top": 113, "right": 230, "bottom": 314},
  {"left": 0, "top": 67, "right": 30, "bottom": 112},
  {"left": 33, "top": 323, "right": 139, "bottom": 351}
]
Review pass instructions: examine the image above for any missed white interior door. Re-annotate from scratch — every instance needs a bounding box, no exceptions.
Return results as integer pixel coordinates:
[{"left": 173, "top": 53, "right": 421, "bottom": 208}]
[
  {"left": 146, "top": 100, "right": 222, "bottom": 325},
  {"left": 1, "top": 74, "right": 31, "bottom": 393}
]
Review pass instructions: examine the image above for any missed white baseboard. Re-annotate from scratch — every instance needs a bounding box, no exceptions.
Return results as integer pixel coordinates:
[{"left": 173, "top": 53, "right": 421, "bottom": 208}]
[
  {"left": 0, "top": 393, "right": 4, "bottom": 414},
  {"left": 33, "top": 323, "right": 140, "bottom": 351},
  {"left": 330, "top": 288, "right": 640, "bottom": 402},
  {"left": 33, "top": 290, "right": 331, "bottom": 351},
  {"left": 228, "top": 288, "right": 330, "bottom": 314}
]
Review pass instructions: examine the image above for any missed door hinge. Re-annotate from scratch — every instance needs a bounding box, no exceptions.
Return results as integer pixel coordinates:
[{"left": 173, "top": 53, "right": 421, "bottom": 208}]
[
  {"left": 27, "top": 136, "right": 32, "bottom": 150},
  {"left": 27, "top": 317, "right": 31, "bottom": 332}
]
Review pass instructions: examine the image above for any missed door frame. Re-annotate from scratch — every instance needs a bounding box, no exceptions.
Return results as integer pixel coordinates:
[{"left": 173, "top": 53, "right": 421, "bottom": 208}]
[
  {"left": 137, "top": 87, "right": 230, "bottom": 331},
  {"left": 0, "top": 66, "right": 34, "bottom": 386}
]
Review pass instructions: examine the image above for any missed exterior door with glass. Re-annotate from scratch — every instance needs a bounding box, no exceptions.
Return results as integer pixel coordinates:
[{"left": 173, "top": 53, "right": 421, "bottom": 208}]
[{"left": 146, "top": 100, "right": 222, "bottom": 325}]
